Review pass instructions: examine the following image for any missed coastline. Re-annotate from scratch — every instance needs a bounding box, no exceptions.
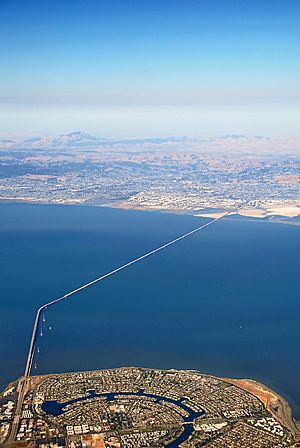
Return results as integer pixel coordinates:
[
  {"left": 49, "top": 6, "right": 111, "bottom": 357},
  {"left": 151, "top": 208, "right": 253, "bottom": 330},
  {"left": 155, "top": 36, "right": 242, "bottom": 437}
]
[
  {"left": 222, "top": 377, "right": 300, "bottom": 440},
  {"left": 115, "top": 202, "right": 300, "bottom": 221},
  {"left": 1, "top": 197, "right": 300, "bottom": 224}
]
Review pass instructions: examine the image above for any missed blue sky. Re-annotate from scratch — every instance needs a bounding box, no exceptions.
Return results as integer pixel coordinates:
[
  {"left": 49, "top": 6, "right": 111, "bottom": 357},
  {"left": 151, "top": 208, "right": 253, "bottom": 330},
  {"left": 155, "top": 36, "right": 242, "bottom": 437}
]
[{"left": 1, "top": 0, "right": 300, "bottom": 137}]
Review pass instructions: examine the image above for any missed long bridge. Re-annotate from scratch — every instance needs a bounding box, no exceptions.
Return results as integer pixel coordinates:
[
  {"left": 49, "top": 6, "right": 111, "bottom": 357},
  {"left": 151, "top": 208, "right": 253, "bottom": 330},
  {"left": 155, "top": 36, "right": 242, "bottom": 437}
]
[{"left": 8, "top": 211, "right": 230, "bottom": 442}]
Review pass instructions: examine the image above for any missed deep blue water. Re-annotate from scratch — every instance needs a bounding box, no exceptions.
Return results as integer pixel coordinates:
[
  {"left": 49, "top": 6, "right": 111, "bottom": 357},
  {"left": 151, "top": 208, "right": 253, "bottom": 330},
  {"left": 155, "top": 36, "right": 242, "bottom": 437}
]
[{"left": 0, "top": 203, "right": 299, "bottom": 419}]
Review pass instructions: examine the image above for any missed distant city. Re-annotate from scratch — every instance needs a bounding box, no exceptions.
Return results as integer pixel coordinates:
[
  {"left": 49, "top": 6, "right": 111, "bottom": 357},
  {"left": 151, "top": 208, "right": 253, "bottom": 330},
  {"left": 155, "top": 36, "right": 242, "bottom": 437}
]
[{"left": 0, "top": 132, "right": 299, "bottom": 219}]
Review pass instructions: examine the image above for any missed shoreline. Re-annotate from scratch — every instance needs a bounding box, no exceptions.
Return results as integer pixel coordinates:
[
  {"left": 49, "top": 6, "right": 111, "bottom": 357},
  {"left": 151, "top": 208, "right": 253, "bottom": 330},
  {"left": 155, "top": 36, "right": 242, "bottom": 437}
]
[
  {"left": 1, "top": 198, "right": 300, "bottom": 224},
  {"left": 222, "top": 377, "right": 300, "bottom": 440}
]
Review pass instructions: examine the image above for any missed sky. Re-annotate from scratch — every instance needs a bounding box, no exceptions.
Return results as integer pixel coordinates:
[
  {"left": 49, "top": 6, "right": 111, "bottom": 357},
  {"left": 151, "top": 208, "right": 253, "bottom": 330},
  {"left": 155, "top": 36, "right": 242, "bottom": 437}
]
[{"left": 1, "top": 0, "right": 300, "bottom": 138}]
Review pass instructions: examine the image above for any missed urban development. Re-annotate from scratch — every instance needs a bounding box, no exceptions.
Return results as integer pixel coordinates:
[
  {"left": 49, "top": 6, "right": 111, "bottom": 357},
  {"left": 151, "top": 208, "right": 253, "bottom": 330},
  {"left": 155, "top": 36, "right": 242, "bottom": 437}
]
[
  {"left": 0, "top": 133, "right": 299, "bottom": 219},
  {"left": 1, "top": 367, "right": 299, "bottom": 447}
]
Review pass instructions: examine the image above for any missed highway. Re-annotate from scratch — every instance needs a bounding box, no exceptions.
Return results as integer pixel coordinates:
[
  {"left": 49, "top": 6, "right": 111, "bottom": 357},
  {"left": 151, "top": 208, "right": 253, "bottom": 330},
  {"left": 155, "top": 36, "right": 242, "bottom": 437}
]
[{"left": 8, "top": 211, "right": 230, "bottom": 442}]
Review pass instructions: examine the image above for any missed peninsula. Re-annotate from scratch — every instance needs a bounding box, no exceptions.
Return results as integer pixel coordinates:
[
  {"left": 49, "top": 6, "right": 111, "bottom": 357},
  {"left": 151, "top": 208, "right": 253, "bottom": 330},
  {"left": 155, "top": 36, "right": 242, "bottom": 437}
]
[{"left": 0, "top": 367, "right": 299, "bottom": 448}]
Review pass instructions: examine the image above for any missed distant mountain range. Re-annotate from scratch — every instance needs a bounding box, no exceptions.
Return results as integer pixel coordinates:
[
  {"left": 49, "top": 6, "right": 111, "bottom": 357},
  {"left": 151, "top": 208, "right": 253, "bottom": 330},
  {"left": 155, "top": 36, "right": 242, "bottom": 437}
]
[
  {"left": 0, "top": 131, "right": 188, "bottom": 150},
  {"left": 0, "top": 132, "right": 299, "bottom": 153},
  {"left": 0, "top": 131, "right": 107, "bottom": 150}
]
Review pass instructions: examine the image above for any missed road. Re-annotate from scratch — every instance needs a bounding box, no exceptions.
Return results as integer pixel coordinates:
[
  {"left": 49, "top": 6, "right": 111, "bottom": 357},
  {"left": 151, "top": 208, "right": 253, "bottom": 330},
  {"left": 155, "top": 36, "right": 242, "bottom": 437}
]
[{"left": 8, "top": 211, "right": 230, "bottom": 442}]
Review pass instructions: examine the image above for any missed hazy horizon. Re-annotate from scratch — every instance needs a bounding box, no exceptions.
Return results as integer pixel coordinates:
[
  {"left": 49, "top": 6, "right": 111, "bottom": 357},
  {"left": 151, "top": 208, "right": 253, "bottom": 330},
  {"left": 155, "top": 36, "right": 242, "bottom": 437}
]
[{"left": 1, "top": 0, "right": 300, "bottom": 137}]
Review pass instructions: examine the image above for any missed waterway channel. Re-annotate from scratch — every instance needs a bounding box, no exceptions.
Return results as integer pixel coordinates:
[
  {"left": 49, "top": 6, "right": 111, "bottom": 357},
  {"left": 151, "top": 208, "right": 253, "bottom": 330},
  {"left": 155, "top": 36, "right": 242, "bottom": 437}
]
[{"left": 42, "top": 389, "right": 205, "bottom": 447}]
